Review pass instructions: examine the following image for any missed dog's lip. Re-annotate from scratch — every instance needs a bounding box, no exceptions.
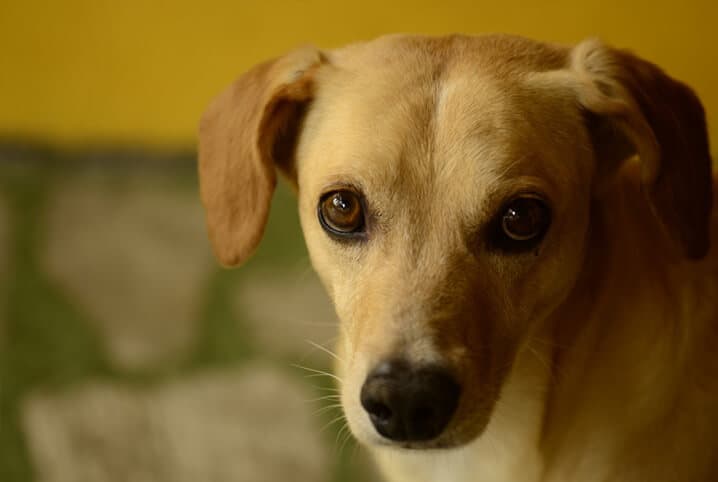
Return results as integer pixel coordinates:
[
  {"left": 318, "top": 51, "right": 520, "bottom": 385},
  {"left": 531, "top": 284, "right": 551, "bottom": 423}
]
[
  {"left": 398, "top": 440, "right": 459, "bottom": 450},
  {"left": 380, "top": 439, "right": 462, "bottom": 451},
  {"left": 370, "top": 431, "right": 465, "bottom": 451}
]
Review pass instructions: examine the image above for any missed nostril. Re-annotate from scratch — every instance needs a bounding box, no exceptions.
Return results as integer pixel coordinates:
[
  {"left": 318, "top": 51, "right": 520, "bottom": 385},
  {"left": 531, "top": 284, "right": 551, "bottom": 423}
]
[
  {"left": 411, "top": 404, "right": 434, "bottom": 422},
  {"left": 365, "top": 399, "right": 393, "bottom": 422}
]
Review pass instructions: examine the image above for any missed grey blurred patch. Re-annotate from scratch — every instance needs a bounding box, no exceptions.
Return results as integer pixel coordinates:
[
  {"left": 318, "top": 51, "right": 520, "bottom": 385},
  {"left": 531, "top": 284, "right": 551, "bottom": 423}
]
[
  {"left": 22, "top": 364, "right": 330, "bottom": 482},
  {"left": 42, "top": 169, "right": 213, "bottom": 371},
  {"left": 235, "top": 264, "right": 339, "bottom": 363}
]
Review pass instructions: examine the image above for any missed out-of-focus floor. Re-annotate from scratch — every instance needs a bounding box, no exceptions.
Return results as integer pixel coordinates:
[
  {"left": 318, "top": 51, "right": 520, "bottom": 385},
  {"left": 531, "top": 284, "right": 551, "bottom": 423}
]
[{"left": 0, "top": 143, "right": 378, "bottom": 482}]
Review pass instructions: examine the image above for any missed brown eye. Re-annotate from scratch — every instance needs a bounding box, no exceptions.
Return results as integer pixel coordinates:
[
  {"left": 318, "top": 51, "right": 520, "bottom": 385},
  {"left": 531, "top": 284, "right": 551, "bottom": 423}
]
[
  {"left": 501, "top": 197, "right": 551, "bottom": 242},
  {"left": 318, "top": 190, "right": 366, "bottom": 238}
]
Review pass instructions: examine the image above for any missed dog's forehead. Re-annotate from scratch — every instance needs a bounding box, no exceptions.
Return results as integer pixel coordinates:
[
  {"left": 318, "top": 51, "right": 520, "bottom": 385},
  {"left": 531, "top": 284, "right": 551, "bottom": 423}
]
[
  {"left": 299, "top": 35, "right": 575, "bottom": 210},
  {"left": 329, "top": 34, "right": 567, "bottom": 75}
]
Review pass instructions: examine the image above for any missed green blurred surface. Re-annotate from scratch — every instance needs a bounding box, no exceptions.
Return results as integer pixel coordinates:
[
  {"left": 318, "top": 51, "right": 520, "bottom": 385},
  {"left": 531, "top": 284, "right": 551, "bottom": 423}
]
[{"left": 0, "top": 148, "right": 372, "bottom": 482}]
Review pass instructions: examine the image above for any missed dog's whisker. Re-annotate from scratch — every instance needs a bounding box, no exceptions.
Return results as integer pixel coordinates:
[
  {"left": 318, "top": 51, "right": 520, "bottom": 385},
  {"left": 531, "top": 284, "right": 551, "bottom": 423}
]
[
  {"left": 319, "top": 413, "right": 347, "bottom": 434},
  {"left": 304, "top": 373, "right": 342, "bottom": 382},
  {"left": 305, "top": 339, "right": 345, "bottom": 365},
  {"left": 309, "top": 385, "right": 341, "bottom": 393},
  {"left": 524, "top": 343, "right": 551, "bottom": 373},
  {"left": 297, "top": 336, "right": 339, "bottom": 364},
  {"left": 523, "top": 336, "right": 575, "bottom": 386},
  {"left": 312, "top": 403, "right": 344, "bottom": 416},
  {"left": 291, "top": 363, "right": 344, "bottom": 384},
  {"left": 349, "top": 436, "right": 362, "bottom": 464},
  {"left": 338, "top": 425, "right": 355, "bottom": 455},
  {"left": 334, "top": 422, "right": 350, "bottom": 451},
  {"left": 303, "top": 394, "right": 342, "bottom": 404}
]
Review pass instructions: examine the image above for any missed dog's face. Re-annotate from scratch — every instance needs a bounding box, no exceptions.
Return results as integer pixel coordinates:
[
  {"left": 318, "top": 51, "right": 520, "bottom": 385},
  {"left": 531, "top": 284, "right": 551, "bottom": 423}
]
[
  {"left": 296, "top": 39, "right": 593, "bottom": 447},
  {"left": 198, "top": 35, "right": 711, "bottom": 450}
]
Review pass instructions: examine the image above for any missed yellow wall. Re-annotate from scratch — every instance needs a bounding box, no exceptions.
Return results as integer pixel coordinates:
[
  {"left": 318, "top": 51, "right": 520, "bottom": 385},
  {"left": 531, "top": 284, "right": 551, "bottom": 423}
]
[{"left": 1, "top": 0, "right": 716, "bottom": 147}]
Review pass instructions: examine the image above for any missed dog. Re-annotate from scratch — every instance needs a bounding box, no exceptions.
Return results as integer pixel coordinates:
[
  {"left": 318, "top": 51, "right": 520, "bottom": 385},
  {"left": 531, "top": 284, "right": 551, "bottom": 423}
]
[{"left": 198, "top": 34, "right": 717, "bottom": 482}]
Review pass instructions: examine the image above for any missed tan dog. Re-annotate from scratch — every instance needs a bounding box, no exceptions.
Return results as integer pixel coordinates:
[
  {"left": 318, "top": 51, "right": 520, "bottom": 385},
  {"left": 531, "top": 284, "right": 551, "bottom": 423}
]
[{"left": 198, "top": 34, "right": 717, "bottom": 482}]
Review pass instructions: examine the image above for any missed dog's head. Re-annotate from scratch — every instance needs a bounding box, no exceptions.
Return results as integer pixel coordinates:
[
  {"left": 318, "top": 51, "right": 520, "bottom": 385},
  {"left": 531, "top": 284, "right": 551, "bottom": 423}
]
[{"left": 198, "top": 35, "right": 711, "bottom": 449}]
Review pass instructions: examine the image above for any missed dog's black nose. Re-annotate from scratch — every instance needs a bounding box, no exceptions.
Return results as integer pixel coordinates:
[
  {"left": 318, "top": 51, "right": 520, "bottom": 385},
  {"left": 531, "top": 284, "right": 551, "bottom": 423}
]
[{"left": 360, "top": 360, "right": 461, "bottom": 442}]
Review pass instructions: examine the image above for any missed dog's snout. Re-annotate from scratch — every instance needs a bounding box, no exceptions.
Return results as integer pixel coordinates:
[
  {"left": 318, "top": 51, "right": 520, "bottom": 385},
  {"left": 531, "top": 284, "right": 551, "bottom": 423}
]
[{"left": 360, "top": 360, "right": 461, "bottom": 442}]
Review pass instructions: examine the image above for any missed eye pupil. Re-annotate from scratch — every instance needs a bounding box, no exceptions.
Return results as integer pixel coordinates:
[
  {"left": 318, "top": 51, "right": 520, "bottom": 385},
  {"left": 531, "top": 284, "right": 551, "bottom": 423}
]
[
  {"left": 501, "top": 197, "right": 549, "bottom": 242},
  {"left": 333, "top": 194, "right": 351, "bottom": 211}
]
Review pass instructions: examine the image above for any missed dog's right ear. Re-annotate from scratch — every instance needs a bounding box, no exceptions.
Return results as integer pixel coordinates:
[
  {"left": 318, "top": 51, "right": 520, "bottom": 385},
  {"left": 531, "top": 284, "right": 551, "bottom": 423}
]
[
  {"left": 199, "top": 48, "right": 325, "bottom": 267},
  {"left": 569, "top": 39, "right": 712, "bottom": 259}
]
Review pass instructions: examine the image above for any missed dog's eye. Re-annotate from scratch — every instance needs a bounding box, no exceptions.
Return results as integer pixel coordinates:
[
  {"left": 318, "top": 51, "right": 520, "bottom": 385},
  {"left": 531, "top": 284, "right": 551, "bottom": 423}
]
[
  {"left": 493, "top": 196, "right": 551, "bottom": 249},
  {"left": 318, "top": 190, "right": 366, "bottom": 238}
]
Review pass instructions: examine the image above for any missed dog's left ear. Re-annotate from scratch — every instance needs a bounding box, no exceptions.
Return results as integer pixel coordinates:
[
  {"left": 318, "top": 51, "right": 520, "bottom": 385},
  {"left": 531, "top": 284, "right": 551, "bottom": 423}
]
[
  {"left": 199, "top": 48, "right": 325, "bottom": 267},
  {"left": 571, "top": 39, "right": 713, "bottom": 259}
]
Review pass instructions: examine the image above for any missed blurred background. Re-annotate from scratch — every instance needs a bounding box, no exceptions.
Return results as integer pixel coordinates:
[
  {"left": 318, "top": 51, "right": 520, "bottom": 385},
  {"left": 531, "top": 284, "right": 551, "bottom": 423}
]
[{"left": 0, "top": 1, "right": 716, "bottom": 481}]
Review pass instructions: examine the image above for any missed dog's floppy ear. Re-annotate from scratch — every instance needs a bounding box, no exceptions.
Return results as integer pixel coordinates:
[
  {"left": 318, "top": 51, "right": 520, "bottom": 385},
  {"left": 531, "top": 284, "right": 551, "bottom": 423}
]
[
  {"left": 199, "top": 48, "right": 325, "bottom": 266},
  {"left": 571, "top": 39, "right": 713, "bottom": 259}
]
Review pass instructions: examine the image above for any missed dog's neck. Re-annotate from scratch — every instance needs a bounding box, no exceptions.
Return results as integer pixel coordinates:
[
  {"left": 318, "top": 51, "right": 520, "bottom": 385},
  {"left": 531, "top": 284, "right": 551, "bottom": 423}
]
[{"left": 538, "top": 166, "right": 718, "bottom": 481}]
